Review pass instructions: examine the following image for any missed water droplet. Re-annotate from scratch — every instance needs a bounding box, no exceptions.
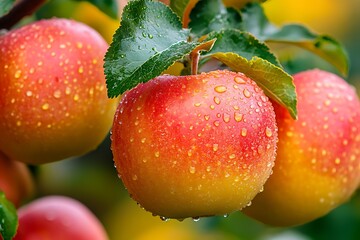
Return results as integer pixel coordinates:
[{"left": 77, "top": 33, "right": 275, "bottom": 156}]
[
  {"left": 26, "top": 90, "right": 33, "bottom": 97},
  {"left": 204, "top": 115, "right": 210, "bottom": 121},
  {"left": 65, "top": 87, "right": 71, "bottom": 95},
  {"left": 194, "top": 102, "right": 201, "bottom": 107},
  {"left": 212, "top": 143, "right": 218, "bottom": 152},
  {"left": 142, "top": 32, "right": 147, "bottom": 38},
  {"left": 141, "top": 138, "right": 146, "bottom": 143},
  {"left": 132, "top": 175, "right": 138, "bottom": 181},
  {"left": 243, "top": 89, "right": 251, "bottom": 98},
  {"left": 214, "top": 85, "right": 227, "bottom": 93},
  {"left": 223, "top": 214, "right": 229, "bottom": 218},
  {"left": 234, "top": 76, "right": 246, "bottom": 84},
  {"left": 324, "top": 99, "right": 331, "bottom": 106},
  {"left": 234, "top": 112, "right": 243, "bottom": 122},
  {"left": 46, "top": 212, "right": 56, "bottom": 221},
  {"left": 14, "top": 70, "right": 22, "bottom": 78},
  {"left": 241, "top": 128, "right": 247, "bottom": 137},
  {"left": 260, "top": 96, "right": 267, "bottom": 102},
  {"left": 148, "top": 34, "right": 153, "bottom": 39},
  {"left": 192, "top": 217, "right": 200, "bottom": 222},
  {"left": 257, "top": 145, "right": 264, "bottom": 154},
  {"left": 160, "top": 216, "right": 170, "bottom": 222},
  {"left": 189, "top": 166, "right": 196, "bottom": 174},
  {"left": 78, "top": 66, "right": 84, "bottom": 74},
  {"left": 42, "top": 103, "right": 49, "bottom": 110},
  {"left": 213, "top": 120, "right": 220, "bottom": 127},
  {"left": 229, "top": 154, "right": 236, "bottom": 159},
  {"left": 154, "top": 151, "right": 160, "bottom": 157},
  {"left": 246, "top": 201, "right": 252, "bottom": 207},
  {"left": 265, "top": 127, "right": 273, "bottom": 137},
  {"left": 223, "top": 113, "right": 230, "bottom": 123},
  {"left": 73, "top": 94, "right": 80, "bottom": 101},
  {"left": 213, "top": 96, "right": 221, "bottom": 105},
  {"left": 53, "top": 90, "right": 61, "bottom": 98}
]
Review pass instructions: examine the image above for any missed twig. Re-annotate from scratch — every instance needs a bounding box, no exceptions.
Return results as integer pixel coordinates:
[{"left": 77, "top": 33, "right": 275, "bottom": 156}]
[{"left": 0, "top": 0, "right": 46, "bottom": 30}]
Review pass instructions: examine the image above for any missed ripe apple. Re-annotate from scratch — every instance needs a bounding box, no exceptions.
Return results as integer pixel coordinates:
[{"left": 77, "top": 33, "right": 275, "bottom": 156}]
[
  {"left": 0, "top": 151, "right": 34, "bottom": 207},
  {"left": 111, "top": 70, "right": 278, "bottom": 219},
  {"left": 243, "top": 69, "right": 360, "bottom": 226},
  {"left": 13, "top": 196, "right": 108, "bottom": 240},
  {"left": 0, "top": 18, "right": 118, "bottom": 164}
]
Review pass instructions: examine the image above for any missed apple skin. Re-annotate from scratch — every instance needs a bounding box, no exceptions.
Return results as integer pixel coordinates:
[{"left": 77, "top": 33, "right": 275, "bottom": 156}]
[
  {"left": 0, "top": 19, "right": 118, "bottom": 164},
  {"left": 111, "top": 70, "right": 278, "bottom": 219},
  {"left": 0, "top": 151, "right": 34, "bottom": 207},
  {"left": 243, "top": 69, "right": 360, "bottom": 226},
  {"left": 13, "top": 196, "right": 108, "bottom": 240}
]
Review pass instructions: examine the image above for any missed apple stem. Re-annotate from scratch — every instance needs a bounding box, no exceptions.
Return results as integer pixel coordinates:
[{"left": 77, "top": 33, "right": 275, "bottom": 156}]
[
  {"left": 0, "top": 0, "right": 46, "bottom": 30},
  {"left": 190, "top": 51, "right": 200, "bottom": 75}
]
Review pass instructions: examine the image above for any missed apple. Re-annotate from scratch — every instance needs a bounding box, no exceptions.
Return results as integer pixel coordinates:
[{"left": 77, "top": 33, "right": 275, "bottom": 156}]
[
  {"left": 243, "top": 69, "right": 360, "bottom": 226},
  {"left": 0, "top": 151, "right": 34, "bottom": 207},
  {"left": 13, "top": 196, "right": 108, "bottom": 240},
  {"left": 0, "top": 18, "right": 118, "bottom": 164},
  {"left": 111, "top": 70, "right": 278, "bottom": 219}
]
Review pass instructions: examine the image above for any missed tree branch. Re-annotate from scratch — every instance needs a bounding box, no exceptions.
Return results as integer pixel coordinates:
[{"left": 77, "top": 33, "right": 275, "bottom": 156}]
[{"left": 0, "top": 0, "right": 46, "bottom": 30}]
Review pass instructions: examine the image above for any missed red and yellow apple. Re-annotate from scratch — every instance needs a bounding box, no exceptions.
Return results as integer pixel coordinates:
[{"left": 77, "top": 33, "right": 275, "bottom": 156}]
[
  {"left": 13, "top": 196, "right": 108, "bottom": 240},
  {"left": 111, "top": 70, "right": 278, "bottom": 219},
  {"left": 0, "top": 151, "right": 34, "bottom": 207},
  {"left": 243, "top": 69, "right": 360, "bottom": 226},
  {"left": 0, "top": 19, "right": 118, "bottom": 164}
]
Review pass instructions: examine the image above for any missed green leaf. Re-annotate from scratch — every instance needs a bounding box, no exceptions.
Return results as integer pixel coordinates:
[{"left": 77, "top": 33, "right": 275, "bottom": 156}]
[
  {"left": 0, "top": 0, "right": 15, "bottom": 17},
  {"left": 189, "top": 0, "right": 242, "bottom": 37},
  {"left": 265, "top": 26, "right": 349, "bottom": 76},
  {"left": 0, "top": 192, "right": 18, "bottom": 240},
  {"left": 203, "top": 29, "right": 280, "bottom": 67},
  {"left": 104, "top": 0, "right": 200, "bottom": 98},
  {"left": 169, "top": 0, "right": 190, "bottom": 19},
  {"left": 211, "top": 52, "right": 297, "bottom": 119},
  {"left": 73, "top": 0, "right": 118, "bottom": 19},
  {"left": 241, "top": 3, "right": 349, "bottom": 76}
]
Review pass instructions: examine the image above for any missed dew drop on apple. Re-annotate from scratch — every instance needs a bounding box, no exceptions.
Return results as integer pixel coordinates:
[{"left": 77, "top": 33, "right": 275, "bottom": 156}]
[
  {"left": 26, "top": 90, "right": 33, "bottom": 97},
  {"left": 192, "top": 217, "right": 200, "bottom": 222},
  {"left": 53, "top": 90, "right": 61, "bottom": 98},
  {"left": 243, "top": 89, "right": 251, "bottom": 98},
  {"left": 160, "top": 216, "right": 170, "bottom": 222},
  {"left": 241, "top": 128, "right": 247, "bottom": 137},
  {"left": 212, "top": 143, "right": 218, "bottom": 152},
  {"left": 214, "top": 96, "right": 221, "bottom": 105},
  {"left": 214, "top": 85, "right": 227, "bottom": 93},
  {"left": 265, "top": 127, "right": 273, "bottom": 137},
  {"left": 234, "top": 76, "right": 246, "bottom": 84},
  {"left": 234, "top": 112, "right": 243, "bottom": 122},
  {"left": 45, "top": 211, "right": 56, "bottom": 221},
  {"left": 223, "top": 113, "right": 230, "bottom": 123}
]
